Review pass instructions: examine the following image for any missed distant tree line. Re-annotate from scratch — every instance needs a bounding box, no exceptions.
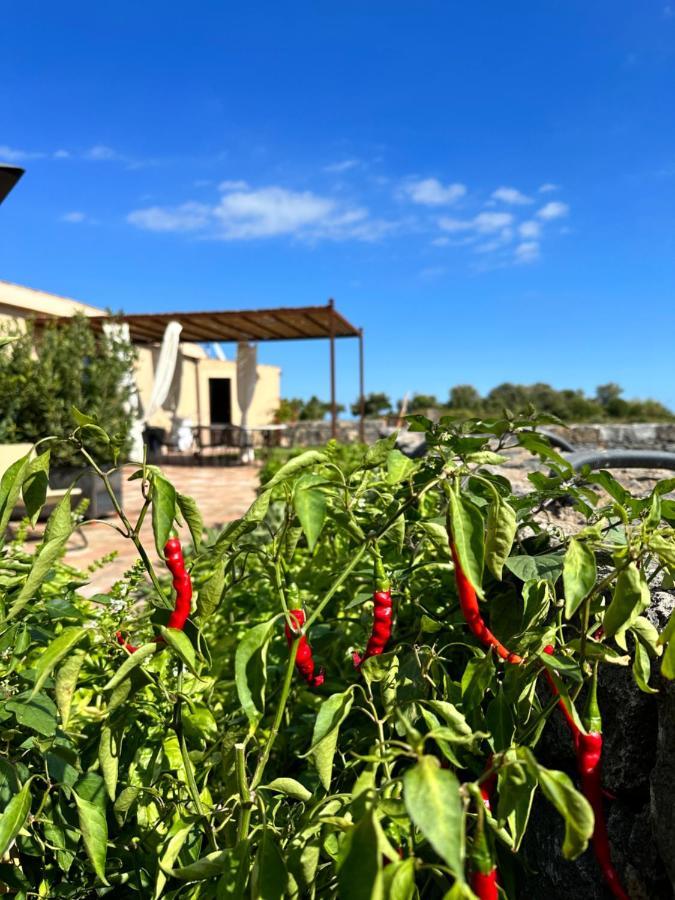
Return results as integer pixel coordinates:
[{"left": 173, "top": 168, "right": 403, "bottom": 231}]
[{"left": 276, "top": 383, "right": 673, "bottom": 423}]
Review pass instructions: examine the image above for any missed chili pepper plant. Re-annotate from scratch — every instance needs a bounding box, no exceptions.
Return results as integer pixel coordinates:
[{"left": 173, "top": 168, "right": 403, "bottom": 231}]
[{"left": 1, "top": 411, "right": 674, "bottom": 898}]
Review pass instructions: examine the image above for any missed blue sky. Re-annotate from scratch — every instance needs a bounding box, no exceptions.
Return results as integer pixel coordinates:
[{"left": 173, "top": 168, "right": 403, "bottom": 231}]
[{"left": 2, "top": 2, "right": 675, "bottom": 412}]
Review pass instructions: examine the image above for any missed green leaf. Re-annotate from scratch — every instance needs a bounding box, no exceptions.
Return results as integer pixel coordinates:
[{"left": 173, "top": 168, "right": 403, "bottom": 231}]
[
  {"left": 386, "top": 449, "right": 414, "bottom": 484},
  {"left": 632, "top": 640, "right": 658, "bottom": 694},
  {"left": 522, "top": 749, "right": 594, "bottom": 860},
  {"left": 176, "top": 492, "right": 204, "bottom": 550},
  {"left": 0, "top": 780, "right": 32, "bottom": 857},
  {"left": 293, "top": 475, "right": 326, "bottom": 551},
  {"left": 103, "top": 641, "right": 161, "bottom": 691},
  {"left": 426, "top": 700, "right": 474, "bottom": 742},
  {"left": 159, "top": 626, "right": 199, "bottom": 677},
  {"left": 447, "top": 486, "right": 485, "bottom": 595},
  {"left": 71, "top": 406, "right": 96, "bottom": 427},
  {"left": 21, "top": 450, "right": 50, "bottom": 525},
  {"left": 30, "top": 626, "right": 88, "bottom": 698},
  {"left": 234, "top": 619, "right": 275, "bottom": 730},
  {"left": 151, "top": 473, "right": 177, "bottom": 557},
  {"left": 337, "top": 810, "right": 383, "bottom": 900},
  {"left": 497, "top": 754, "right": 537, "bottom": 851},
  {"left": 383, "top": 857, "right": 416, "bottom": 900},
  {"left": 662, "top": 636, "right": 675, "bottom": 679},
  {"left": 98, "top": 724, "right": 120, "bottom": 801},
  {"left": 363, "top": 432, "right": 398, "bottom": 467},
  {"left": 505, "top": 553, "right": 564, "bottom": 584},
  {"left": 0, "top": 450, "right": 31, "bottom": 537},
  {"left": 403, "top": 756, "right": 465, "bottom": 879},
  {"left": 604, "top": 563, "right": 650, "bottom": 639},
  {"left": 163, "top": 847, "right": 242, "bottom": 881},
  {"left": 42, "top": 489, "right": 74, "bottom": 544},
  {"left": 262, "top": 778, "right": 312, "bottom": 802},
  {"left": 485, "top": 497, "right": 517, "bottom": 581},
  {"left": 55, "top": 650, "right": 85, "bottom": 728},
  {"left": 5, "top": 692, "right": 57, "bottom": 736},
  {"left": 154, "top": 819, "right": 193, "bottom": 900},
  {"left": 250, "top": 831, "right": 287, "bottom": 900},
  {"left": 265, "top": 450, "right": 327, "bottom": 488},
  {"left": 197, "top": 564, "right": 225, "bottom": 619},
  {"left": 304, "top": 688, "right": 354, "bottom": 790},
  {"left": 563, "top": 539, "right": 597, "bottom": 618},
  {"left": 73, "top": 791, "right": 109, "bottom": 884},
  {"left": 214, "top": 489, "right": 271, "bottom": 550}
]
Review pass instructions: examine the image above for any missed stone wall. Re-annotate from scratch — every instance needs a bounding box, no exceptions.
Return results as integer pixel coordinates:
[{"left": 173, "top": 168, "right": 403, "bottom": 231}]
[{"left": 547, "top": 423, "right": 675, "bottom": 452}]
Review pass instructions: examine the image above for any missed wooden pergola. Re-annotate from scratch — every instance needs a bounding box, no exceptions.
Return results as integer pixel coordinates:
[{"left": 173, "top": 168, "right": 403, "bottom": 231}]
[{"left": 40, "top": 299, "right": 365, "bottom": 440}]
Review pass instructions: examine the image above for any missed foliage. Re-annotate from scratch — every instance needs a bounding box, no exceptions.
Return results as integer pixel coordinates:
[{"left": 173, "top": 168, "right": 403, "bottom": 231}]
[
  {"left": 1, "top": 412, "right": 674, "bottom": 897},
  {"left": 275, "top": 396, "right": 345, "bottom": 424},
  {"left": 350, "top": 392, "right": 393, "bottom": 418},
  {"left": 444, "top": 381, "right": 674, "bottom": 422},
  {"left": 0, "top": 316, "right": 137, "bottom": 465},
  {"left": 258, "top": 442, "right": 367, "bottom": 488}
]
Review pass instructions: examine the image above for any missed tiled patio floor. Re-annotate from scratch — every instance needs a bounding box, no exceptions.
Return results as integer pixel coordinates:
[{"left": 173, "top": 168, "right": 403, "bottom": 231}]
[{"left": 62, "top": 464, "right": 260, "bottom": 595}]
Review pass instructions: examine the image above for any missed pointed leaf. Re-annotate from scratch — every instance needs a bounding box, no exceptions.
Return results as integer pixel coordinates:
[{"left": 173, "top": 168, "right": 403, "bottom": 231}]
[
  {"left": 447, "top": 486, "right": 484, "bottom": 595},
  {"left": 0, "top": 780, "right": 32, "bottom": 857},
  {"left": 235, "top": 619, "right": 275, "bottom": 730},
  {"left": 304, "top": 688, "right": 354, "bottom": 790},
  {"left": 563, "top": 539, "right": 597, "bottom": 618},
  {"left": 73, "top": 791, "right": 108, "bottom": 884},
  {"left": 151, "top": 473, "right": 177, "bottom": 557},
  {"left": 485, "top": 497, "right": 517, "bottom": 580},
  {"left": 30, "top": 626, "right": 88, "bottom": 698}
]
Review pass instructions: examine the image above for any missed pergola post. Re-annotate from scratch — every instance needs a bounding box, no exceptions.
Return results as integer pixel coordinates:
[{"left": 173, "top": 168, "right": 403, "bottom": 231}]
[
  {"left": 358, "top": 328, "right": 365, "bottom": 443},
  {"left": 328, "top": 298, "right": 337, "bottom": 439}
]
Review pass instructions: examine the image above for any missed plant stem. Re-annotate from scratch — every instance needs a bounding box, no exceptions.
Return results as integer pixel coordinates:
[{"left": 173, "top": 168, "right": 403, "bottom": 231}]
[
  {"left": 251, "top": 638, "right": 299, "bottom": 791},
  {"left": 78, "top": 447, "right": 170, "bottom": 608},
  {"left": 235, "top": 742, "right": 253, "bottom": 842}
]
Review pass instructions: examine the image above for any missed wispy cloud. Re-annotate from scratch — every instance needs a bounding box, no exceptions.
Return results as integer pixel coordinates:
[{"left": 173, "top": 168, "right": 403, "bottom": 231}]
[
  {"left": 323, "top": 159, "right": 360, "bottom": 173},
  {"left": 491, "top": 186, "right": 533, "bottom": 205},
  {"left": 538, "top": 183, "right": 559, "bottom": 193},
  {"left": 518, "top": 220, "right": 541, "bottom": 239},
  {"left": 537, "top": 201, "right": 569, "bottom": 220},
  {"left": 514, "top": 241, "right": 540, "bottom": 263},
  {"left": 0, "top": 144, "right": 46, "bottom": 162},
  {"left": 84, "top": 144, "right": 121, "bottom": 161},
  {"left": 402, "top": 177, "right": 466, "bottom": 206},
  {"left": 128, "top": 182, "right": 394, "bottom": 242},
  {"left": 439, "top": 211, "right": 514, "bottom": 234},
  {"left": 60, "top": 211, "right": 88, "bottom": 223}
]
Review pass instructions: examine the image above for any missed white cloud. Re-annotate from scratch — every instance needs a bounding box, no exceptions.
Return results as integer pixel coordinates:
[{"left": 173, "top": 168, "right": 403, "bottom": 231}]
[
  {"left": 218, "top": 179, "right": 249, "bottom": 191},
  {"left": 538, "top": 183, "right": 559, "bottom": 193},
  {"left": 440, "top": 211, "right": 513, "bottom": 234},
  {"left": 519, "top": 220, "right": 541, "bottom": 239},
  {"left": 127, "top": 202, "right": 211, "bottom": 233},
  {"left": 403, "top": 177, "right": 466, "bottom": 206},
  {"left": 128, "top": 183, "right": 392, "bottom": 242},
  {"left": 85, "top": 145, "right": 120, "bottom": 161},
  {"left": 491, "top": 186, "right": 533, "bottom": 205},
  {"left": 0, "top": 144, "right": 45, "bottom": 162},
  {"left": 54, "top": 149, "right": 70, "bottom": 159},
  {"left": 537, "top": 201, "right": 569, "bottom": 220},
  {"left": 61, "top": 211, "right": 87, "bottom": 223},
  {"left": 514, "top": 241, "right": 540, "bottom": 263},
  {"left": 323, "top": 159, "right": 360, "bottom": 173}
]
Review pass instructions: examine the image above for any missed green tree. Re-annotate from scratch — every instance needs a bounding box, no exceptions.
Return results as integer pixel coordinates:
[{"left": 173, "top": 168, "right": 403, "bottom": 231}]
[
  {"left": 448, "top": 384, "right": 482, "bottom": 411},
  {"left": 595, "top": 383, "right": 623, "bottom": 407},
  {"left": 351, "top": 392, "right": 392, "bottom": 417},
  {"left": 0, "top": 316, "right": 136, "bottom": 465}
]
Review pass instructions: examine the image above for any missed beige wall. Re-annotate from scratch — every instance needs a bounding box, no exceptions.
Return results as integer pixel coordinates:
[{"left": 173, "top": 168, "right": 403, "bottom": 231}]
[
  {"left": 135, "top": 343, "right": 281, "bottom": 431},
  {"left": 1, "top": 280, "right": 282, "bottom": 430}
]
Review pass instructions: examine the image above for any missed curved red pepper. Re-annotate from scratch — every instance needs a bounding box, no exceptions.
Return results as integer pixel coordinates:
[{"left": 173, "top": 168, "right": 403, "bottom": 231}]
[
  {"left": 353, "top": 558, "right": 393, "bottom": 667},
  {"left": 471, "top": 763, "right": 499, "bottom": 899},
  {"left": 285, "top": 609, "right": 324, "bottom": 688},
  {"left": 543, "top": 643, "right": 628, "bottom": 899},
  {"left": 449, "top": 540, "right": 523, "bottom": 664},
  {"left": 116, "top": 538, "right": 192, "bottom": 654}
]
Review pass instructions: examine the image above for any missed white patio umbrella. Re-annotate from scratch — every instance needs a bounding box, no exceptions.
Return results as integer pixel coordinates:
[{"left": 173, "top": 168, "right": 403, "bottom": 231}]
[
  {"left": 103, "top": 321, "right": 144, "bottom": 460},
  {"left": 145, "top": 321, "right": 183, "bottom": 420},
  {"left": 237, "top": 341, "right": 258, "bottom": 463}
]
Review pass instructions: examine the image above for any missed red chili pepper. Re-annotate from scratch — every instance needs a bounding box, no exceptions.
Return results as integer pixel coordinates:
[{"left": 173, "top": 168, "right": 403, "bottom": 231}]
[
  {"left": 285, "top": 609, "right": 324, "bottom": 688},
  {"left": 116, "top": 537, "right": 192, "bottom": 654},
  {"left": 470, "top": 761, "right": 499, "bottom": 899},
  {"left": 543, "top": 645, "right": 628, "bottom": 899},
  {"left": 353, "top": 557, "right": 392, "bottom": 667},
  {"left": 448, "top": 538, "right": 523, "bottom": 664}
]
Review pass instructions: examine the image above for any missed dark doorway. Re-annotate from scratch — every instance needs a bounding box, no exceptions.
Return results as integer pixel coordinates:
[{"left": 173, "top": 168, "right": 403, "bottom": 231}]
[{"left": 209, "top": 378, "right": 232, "bottom": 425}]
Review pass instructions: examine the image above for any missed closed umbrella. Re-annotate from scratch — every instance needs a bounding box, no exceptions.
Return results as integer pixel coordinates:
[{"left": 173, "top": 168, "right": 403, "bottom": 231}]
[{"left": 237, "top": 341, "right": 258, "bottom": 463}]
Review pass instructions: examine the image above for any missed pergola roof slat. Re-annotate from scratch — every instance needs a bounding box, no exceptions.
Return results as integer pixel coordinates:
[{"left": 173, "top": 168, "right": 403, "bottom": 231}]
[{"left": 35, "top": 301, "right": 360, "bottom": 344}]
